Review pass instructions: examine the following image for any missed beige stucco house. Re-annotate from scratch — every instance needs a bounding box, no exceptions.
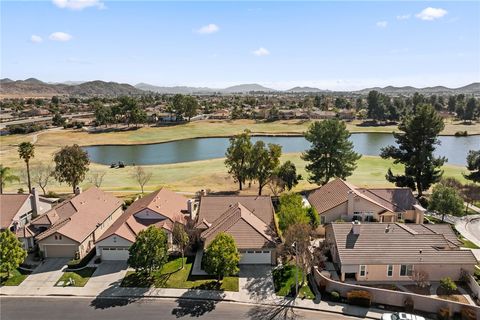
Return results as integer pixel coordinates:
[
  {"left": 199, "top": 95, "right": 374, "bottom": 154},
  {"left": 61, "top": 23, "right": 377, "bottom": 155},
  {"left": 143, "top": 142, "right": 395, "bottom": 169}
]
[
  {"left": 34, "top": 187, "right": 123, "bottom": 258},
  {"left": 325, "top": 222, "right": 477, "bottom": 282},
  {"left": 95, "top": 188, "right": 191, "bottom": 261},
  {"left": 307, "top": 179, "right": 426, "bottom": 224}
]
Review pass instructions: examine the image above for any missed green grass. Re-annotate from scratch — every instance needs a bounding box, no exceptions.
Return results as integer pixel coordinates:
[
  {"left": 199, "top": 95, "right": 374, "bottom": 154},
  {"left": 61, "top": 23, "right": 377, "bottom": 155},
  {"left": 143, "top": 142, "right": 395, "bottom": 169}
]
[
  {"left": 0, "top": 268, "right": 31, "bottom": 286},
  {"left": 55, "top": 267, "right": 97, "bottom": 287},
  {"left": 121, "top": 257, "right": 239, "bottom": 292},
  {"left": 272, "top": 264, "right": 315, "bottom": 299},
  {"left": 460, "top": 238, "right": 480, "bottom": 249}
]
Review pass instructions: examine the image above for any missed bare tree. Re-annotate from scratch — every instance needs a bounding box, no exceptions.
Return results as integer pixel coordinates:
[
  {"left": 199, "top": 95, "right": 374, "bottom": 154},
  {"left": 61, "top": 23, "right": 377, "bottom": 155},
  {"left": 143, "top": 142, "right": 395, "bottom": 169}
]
[
  {"left": 88, "top": 170, "right": 106, "bottom": 188},
  {"left": 132, "top": 166, "right": 152, "bottom": 194},
  {"left": 32, "top": 163, "right": 54, "bottom": 195},
  {"left": 283, "top": 223, "right": 313, "bottom": 286},
  {"left": 410, "top": 269, "right": 430, "bottom": 288},
  {"left": 462, "top": 183, "right": 480, "bottom": 214}
]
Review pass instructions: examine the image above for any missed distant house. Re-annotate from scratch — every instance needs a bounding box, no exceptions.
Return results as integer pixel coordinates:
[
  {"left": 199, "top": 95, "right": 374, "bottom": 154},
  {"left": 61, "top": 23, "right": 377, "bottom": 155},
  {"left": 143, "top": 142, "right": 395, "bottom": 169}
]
[
  {"left": 310, "top": 110, "right": 337, "bottom": 119},
  {"left": 34, "top": 187, "right": 123, "bottom": 259},
  {"left": 307, "top": 179, "right": 425, "bottom": 224},
  {"left": 325, "top": 222, "right": 477, "bottom": 282},
  {"left": 196, "top": 195, "right": 278, "bottom": 265},
  {"left": 209, "top": 109, "right": 230, "bottom": 120},
  {"left": 95, "top": 188, "right": 192, "bottom": 261},
  {"left": 337, "top": 109, "right": 356, "bottom": 120},
  {"left": 0, "top": 188, "right": 56, "bottom": 249}
]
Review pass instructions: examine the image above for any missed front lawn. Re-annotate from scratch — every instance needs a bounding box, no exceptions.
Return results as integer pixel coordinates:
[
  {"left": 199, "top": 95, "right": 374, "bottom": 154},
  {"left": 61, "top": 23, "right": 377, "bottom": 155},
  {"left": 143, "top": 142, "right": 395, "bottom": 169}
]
[
  {"left": 0, "top": 268, "right": 31, "bottom": 286},
  {"left": 55, "top": 267, "right": 97, "bottom": 287},
  {"left": 121, "top": 256, "right": 239, "bottom": 292},
  {"left": 272, "top": 264, "right": 315, "bottom": 299}
]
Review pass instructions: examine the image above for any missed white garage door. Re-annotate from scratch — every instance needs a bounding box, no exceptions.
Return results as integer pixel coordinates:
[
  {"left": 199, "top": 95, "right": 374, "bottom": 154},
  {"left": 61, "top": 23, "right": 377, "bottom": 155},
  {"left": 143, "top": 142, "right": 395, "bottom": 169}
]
[
  {"left": 100, "top": 247, "right": 130, "bottom": 261},
  {"left": 239, "top": 250, "right": 271, "bottom": 264}
]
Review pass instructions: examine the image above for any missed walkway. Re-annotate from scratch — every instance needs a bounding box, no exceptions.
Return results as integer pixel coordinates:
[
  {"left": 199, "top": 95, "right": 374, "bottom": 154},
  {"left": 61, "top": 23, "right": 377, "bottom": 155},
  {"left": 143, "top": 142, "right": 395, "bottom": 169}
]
[{"left": 17, "top": 258, "right": 68, "bottom": 293}]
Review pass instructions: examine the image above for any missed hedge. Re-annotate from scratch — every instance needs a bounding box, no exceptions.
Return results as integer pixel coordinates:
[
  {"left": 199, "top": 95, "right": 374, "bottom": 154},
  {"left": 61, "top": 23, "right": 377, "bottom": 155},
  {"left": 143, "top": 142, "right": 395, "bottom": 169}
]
[
  {"left": 346, "top": 290, "right": 372, "bottom": 308},
  {"left": 67, "top": 248, "right": 96, "bottom": 269}
]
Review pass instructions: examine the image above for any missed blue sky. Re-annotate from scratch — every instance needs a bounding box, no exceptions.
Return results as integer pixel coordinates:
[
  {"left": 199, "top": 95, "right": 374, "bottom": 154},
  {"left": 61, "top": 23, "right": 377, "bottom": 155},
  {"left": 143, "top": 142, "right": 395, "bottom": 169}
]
[{"left": 1, "top": 1, "right": 479, "bottom": 90}]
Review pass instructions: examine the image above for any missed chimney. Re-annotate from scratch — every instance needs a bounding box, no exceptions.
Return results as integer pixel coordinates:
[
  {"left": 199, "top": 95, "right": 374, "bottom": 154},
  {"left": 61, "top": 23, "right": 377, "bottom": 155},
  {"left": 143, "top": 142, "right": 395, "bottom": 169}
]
[
  {"left": 75, "top": 186, "right": 82, "bottom": 195},
  {"left": 200, "top": 189, "right": 207, "bottom": 197},
  {"left": 347, "top": 190, "right": 355, "bottom": 217},
  {"left": 187, "top": 199, "right": 197, "bottom": 220},
  {"left": 31, "top": 187, "right": 40, "bottom": 217},
  {"left": 352, "top": 220, "right": 361, "bottom": 235}
]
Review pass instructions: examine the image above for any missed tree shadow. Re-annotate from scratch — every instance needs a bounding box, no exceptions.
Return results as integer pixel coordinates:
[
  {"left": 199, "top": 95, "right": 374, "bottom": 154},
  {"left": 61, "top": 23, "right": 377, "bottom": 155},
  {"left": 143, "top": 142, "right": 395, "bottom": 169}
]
[
  {"left": 242, "top": 266, "right": 275, "bottom": 302},
  {"left": 246, "top": 298, "right": 301, "bottom": 320},
  {"left": 171, "top": 281, "right": 226, "bottom": 318},
  {"left": 89, "top": 277, "right": 150, "bottom": 309}
]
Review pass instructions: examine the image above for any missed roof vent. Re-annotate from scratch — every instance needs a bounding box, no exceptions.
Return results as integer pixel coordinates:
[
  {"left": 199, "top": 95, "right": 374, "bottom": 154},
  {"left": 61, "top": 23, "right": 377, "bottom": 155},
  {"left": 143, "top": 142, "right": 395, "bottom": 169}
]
[
  {"left": 385, "top": 224, "right": 391, "bottom": 233},
  {"left": 352, "top": 220, "right": 361, "bottom": 235}
]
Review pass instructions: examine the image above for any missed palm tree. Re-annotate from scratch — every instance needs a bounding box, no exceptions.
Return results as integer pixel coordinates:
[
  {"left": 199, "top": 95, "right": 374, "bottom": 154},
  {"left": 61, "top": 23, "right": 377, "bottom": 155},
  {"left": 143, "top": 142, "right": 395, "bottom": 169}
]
[
  {"left": 0, "top": 165, "right": 19, "bottom": 194},
  {"left": 18, "top": 142, "right": 35, "bottom": 193}
]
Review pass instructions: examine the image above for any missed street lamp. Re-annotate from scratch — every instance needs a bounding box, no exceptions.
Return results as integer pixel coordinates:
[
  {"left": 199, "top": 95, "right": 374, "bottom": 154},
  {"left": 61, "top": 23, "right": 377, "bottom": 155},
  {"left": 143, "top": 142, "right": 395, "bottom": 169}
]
[{"left": 292, "top": 241, "right": 298, "bottom": 298}]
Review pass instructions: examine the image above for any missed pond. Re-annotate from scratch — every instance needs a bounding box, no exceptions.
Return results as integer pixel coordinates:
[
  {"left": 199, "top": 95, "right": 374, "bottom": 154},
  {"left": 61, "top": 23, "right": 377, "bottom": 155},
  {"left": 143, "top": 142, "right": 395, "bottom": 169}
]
[{"left": 83, "top": 133, "right": 479, "bottom": 166}]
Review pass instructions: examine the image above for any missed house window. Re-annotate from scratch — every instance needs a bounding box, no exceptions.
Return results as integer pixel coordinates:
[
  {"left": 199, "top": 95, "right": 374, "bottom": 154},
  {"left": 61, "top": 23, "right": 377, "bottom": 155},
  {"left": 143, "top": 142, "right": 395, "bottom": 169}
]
[
  {"left": 320, "top": 216, "right": 326, "bottom": 224},
  {"left": 59, "top": 235, "right": 62, "bottom": 240},
  {"left": 54, "top": 235, "right": 58, "bottom": 240},
  {"left": 359, "top": 265, "right": 366, "bottom": 277},
  {"left": 400, "top": 264, "right": 413, "bottom": 276},
  {"left": 387, "top": 265, "right": 393, "bottom": 277},
  {"left": 397, "top": 213, "right": 403, "bottom": 221}
]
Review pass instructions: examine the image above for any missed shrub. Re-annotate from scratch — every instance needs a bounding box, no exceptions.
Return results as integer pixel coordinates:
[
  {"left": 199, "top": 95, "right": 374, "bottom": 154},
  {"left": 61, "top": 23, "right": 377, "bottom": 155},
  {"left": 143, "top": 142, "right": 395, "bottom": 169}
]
[
  {"left": 440, "top": 276, "right": 457, "bottom": 294},
  {"left": 438, "top": 307, "right": 450, "bottom": 320},
  {"left": 454, "top": 131, "right": 468, "bottom": 137},
  {"left": 346, "top": 290, "right": 371, "bottom": 307},
  {"left": 330, "top": 291, "right": 340, "bottom": 301},
  {"left": 45, "top": 191, "right": 60, "bottom": 198},
  {"left": 67, "top": 248, "right": 96, "bottom": 269}
]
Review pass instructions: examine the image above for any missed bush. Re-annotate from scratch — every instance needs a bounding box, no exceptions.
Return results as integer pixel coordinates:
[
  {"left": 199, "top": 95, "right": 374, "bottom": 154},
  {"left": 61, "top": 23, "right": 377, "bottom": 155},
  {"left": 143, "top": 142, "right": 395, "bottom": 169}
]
[
  {"left": 67, "top": 248, "right": 96, "bottom": 269},
  {"left": 330, "top": 291, "right": 340, "bottom": 301},
  {"left": 45, "top": 191, "right": 60, "bottom": 198},
  {"left": 438, "top": 307, "right": 450, "bottom": 320},
  {"left": 440, "top": 276, "right": 457, "bottom": 294},
  {"left": 454, "top": 131, "right": 468, "bottom": 137},
  {"left": 346, "top": 290, "right": 371, "bottom": 307},
  {"left": 7, "top": 123, "right": 46, "bottom": 134}
]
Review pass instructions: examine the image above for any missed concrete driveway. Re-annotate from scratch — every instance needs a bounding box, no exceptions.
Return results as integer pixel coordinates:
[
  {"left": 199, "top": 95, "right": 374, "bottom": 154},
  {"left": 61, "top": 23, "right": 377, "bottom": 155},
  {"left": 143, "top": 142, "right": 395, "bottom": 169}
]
[
  {"left": 84, "top": 261, "right": 128, "bottom": 291},
  {"left": 239, "top": 265, "right": 275, "bottom": 302},
  {"left": 19, "top": 258, "right": 68, "bottom": 289}
]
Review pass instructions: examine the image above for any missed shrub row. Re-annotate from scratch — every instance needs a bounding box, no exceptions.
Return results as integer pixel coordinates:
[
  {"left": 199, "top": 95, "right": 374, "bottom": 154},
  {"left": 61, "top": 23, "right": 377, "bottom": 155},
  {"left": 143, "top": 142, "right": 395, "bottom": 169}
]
[{"left": 67, "top": 248, "right": 96, "bottom": 269}]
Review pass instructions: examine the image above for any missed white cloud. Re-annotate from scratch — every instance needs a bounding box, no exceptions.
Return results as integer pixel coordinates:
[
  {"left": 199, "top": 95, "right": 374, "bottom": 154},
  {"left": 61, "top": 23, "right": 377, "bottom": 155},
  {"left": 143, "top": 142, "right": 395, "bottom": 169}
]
[
  {"left": 195, "top": 24, "right": 219, "bottom": 34},
  {"left": 396, "top": 14, "right": 411, "bottom": 20},
  {"left": 52, "top": 0, "right": 105, "bottom": 10},
  {"left": 31, "top": 35, "right": 43, "bottom": 43},
  {"left": 376, "top": 21, "right": 388, "bottom": 28},
  {"left": 416, "top": 7, "right": 448, "bottom": 21},
  {"left": 253, "top": 47, "right": 270, "bottom": 56},
  {"left": 49, "top": 32, "right": 73, "bottom": 41}
]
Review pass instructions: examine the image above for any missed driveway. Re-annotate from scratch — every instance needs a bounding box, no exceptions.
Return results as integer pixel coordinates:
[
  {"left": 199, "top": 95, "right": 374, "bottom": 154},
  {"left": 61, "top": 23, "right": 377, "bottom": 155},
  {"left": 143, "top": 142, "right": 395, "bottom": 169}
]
[
  {"left": 239, "top": 265, "right": 275, "bottom": 302},
  {"left": 84, "top": 261, "right": 128, "bottom": 291},
  {"left": 19, "top": 258, "right": 69, "bottom": 290}
]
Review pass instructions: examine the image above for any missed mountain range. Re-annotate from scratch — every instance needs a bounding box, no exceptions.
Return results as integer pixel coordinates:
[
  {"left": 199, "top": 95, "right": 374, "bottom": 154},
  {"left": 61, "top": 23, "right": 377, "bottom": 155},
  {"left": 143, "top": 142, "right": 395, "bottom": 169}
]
[{"left": 1, "top": 78, "right": 479, "bottom": 97}]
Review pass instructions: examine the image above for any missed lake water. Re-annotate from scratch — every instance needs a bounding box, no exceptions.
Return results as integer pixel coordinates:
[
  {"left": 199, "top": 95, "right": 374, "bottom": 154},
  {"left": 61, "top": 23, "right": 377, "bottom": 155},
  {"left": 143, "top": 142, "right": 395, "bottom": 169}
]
[{"left": 83, "top": 133, "right": 479, "bottom": 166}]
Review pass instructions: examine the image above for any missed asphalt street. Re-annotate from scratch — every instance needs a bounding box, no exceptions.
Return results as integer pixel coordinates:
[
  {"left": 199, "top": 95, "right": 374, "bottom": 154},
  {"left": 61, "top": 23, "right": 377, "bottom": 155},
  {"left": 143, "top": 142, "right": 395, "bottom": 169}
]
[{"left": 1, "top": 297, "right": 363, "bottom": 320}]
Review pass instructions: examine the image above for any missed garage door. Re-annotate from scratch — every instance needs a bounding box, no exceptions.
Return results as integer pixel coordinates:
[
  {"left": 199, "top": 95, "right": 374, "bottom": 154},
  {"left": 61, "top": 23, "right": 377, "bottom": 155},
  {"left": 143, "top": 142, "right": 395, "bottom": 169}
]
[
  {"left": 44, "top": 245, "right": 77, "bottom": 258},
  {"left": 100, "top": 247, "right": 130, "bottom": 261},
  {"left": 239, "top": 250, "right": 271, "bottom": 264}
]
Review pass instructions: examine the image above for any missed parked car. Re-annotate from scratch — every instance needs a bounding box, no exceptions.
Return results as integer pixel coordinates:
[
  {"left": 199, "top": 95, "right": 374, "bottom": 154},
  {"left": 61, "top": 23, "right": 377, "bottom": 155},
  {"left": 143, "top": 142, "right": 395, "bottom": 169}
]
[
  {"left": 118, "top": 161, "right": 125, "bottom": 168},
  {"left": 381, "top": 313, "right": 426, "bottom": 320}
]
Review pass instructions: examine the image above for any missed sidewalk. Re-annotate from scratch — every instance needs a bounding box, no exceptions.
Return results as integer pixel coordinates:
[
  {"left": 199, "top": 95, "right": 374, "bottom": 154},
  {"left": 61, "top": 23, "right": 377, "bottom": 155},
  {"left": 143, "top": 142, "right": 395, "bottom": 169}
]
[
  {"left": 455, "top": 214, "right": 480, "bottom": 248},
  {"left": 1, "top": 280, "right": 383, "bottom": 319}
]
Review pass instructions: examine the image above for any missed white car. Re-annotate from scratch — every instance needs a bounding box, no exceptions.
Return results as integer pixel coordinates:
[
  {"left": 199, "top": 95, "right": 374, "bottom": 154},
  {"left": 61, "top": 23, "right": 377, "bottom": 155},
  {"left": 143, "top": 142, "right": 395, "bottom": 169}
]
[{"left": 381, "top": 312, "right": 426, "bottom": 320}]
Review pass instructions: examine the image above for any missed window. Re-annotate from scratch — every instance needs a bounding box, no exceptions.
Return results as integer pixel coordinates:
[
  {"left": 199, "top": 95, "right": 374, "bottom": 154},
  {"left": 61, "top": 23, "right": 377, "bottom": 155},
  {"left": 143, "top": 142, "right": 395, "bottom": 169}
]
[
  {"left": 320, "top": 216, "right": 326, "bottom": 224},
  {"left": 359, "top": 265, "right": 366, "bottom": 277},
  {"left": 400, "top": 264, "right": 413, "bottom": 276},
  {"left": 54, "top": 235, "right": 58, "bottom": 240},
  {"left": 397, "top": 212, "right": 403, "bottom": 221},
  {"left": 387, "top": 265, "right": 393, "bottom": 277}
]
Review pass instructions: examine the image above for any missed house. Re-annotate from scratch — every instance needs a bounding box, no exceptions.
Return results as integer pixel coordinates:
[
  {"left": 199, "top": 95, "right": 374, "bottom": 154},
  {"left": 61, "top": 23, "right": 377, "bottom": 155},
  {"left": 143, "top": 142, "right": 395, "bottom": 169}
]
[
  {"left": 325, "top": 222, "right": 478, "bottom": 282},
  {"left": 307, "top": 179, "right": 425, "bottom": 224},
  {"left": 34, "top": 187, "right": 123, "bottom": 259},
  {"left": 337, "top": 109, "right": 356, "bottom": 120},
  {"left": 95, "top": 188, "right": 191, "bottom": 261},
  {"left": 310, "top": 110, "right": 337, "bottom": 119},
  {"left": 196, "top": 195, "right": 278, "bottom": 265}
]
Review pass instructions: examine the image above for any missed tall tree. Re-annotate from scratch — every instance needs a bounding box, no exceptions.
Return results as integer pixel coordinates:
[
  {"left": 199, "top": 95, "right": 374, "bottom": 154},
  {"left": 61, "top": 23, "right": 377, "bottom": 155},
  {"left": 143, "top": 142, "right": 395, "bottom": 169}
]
[
  {"left": 0, "top": 230, "right": 27, "bottom": 279},
  {"left": 183, "top": 96, "right": 198, "bottom": 121},
  {"left": 277, "top": 193, "right": 310, "bottom": 232},
  {"left": 366, "top": 90, "right": 385, "bottom": 121},
  {"left": 18, "top": 142, "right": 35, "bottom": 193},
  {"left": 0, "top": 165, "right": 19, "bottom": 194},
  {"left": 53, "top": 144, "right": 90, "bottom": 193},
  {"left": 302, "top": 119, "right": 361, "bottom": 185},
  {"left": 283, "top": 223, "right": 312, "bottom": 286},
  {"left": 224, "top": 131, "right": 252, "bottom": 190},
  {"left": 464, "top": 97, "right": 477, "bottom": 122},
  {"left": 380, "top": 104, "right": 445, "bottom": 197},
  {"left": 268, "top": 161, "right": 302, "bottom": 195},
  {"left": 203, "top": 233, "right": 240, "bottom": 281},
  {"left": 32, "top": 163, "right": 54, "bottom": 195},
  {"left": 172, "top": 94, "right": 185, "bottom": 121},
  {"left": 429, "top": 184, "right": 464, "bottom": 221},
  {"left": 132, "top": 166, "right": 152, "bottom": 194},
  {"left": 249, "top": 141, "right": 282, "bottom": 195},
  {"left": 172, "top": 223, "right": 189, "bottom": 269},
  {"left": 447, "top": 95, "right": 456, "bottom": 113},
  {"left": 128, "top": 226, "right": 168, "bottom": 275},
  {"left": 464, "top": 150, "right": 480, "bottom": 183},
  {"left": 94, "top": 104, "right": 112, "bottom": 127}
]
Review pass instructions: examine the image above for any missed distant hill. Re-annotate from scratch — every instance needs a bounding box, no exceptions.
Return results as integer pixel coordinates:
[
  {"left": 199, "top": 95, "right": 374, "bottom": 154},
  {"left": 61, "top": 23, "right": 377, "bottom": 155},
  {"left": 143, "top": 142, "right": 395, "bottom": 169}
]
[
  {"left": 357, "top": 83, "right": 480, "bottom": 95},
  {"left": 135, "top": 83, "right": 217, "bottom": 94},
  {"left": 0, "top": 79, "right": 143, "bottom": 97},
  {"left": 287, "top": 86, "right": 328, "bottom": 93},
  {"left": 222, "top": 83, "right": 275, "bottom": 93}
]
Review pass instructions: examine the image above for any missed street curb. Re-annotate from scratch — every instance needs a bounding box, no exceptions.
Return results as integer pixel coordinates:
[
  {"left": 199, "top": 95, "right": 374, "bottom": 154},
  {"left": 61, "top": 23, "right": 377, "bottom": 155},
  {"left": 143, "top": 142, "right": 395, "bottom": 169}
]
[{"left": 0, "top": 293, "right": 381, "bottom": 319}]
